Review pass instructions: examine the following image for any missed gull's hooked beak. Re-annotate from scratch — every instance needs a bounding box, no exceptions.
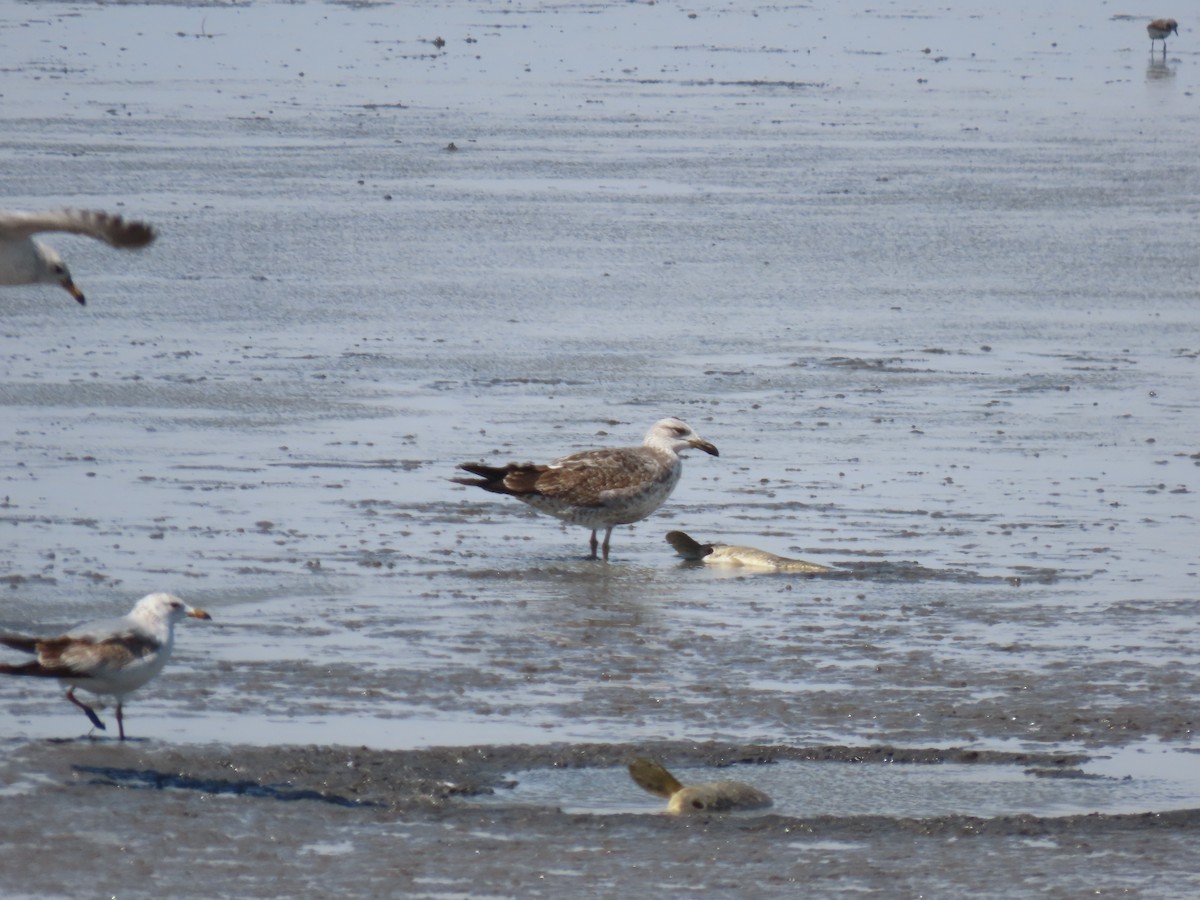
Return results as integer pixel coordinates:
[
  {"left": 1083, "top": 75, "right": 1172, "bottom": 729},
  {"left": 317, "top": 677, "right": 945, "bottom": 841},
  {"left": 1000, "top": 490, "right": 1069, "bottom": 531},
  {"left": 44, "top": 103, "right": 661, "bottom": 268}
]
[
  {"left": 690, "top": 438, "right": 719, "bottom": 457},
  {"left": 60, "top": 277, "right": 86, "bottom": 306},
  {"left": 187, "top": 608, "right": 213, "bottom": 621}
]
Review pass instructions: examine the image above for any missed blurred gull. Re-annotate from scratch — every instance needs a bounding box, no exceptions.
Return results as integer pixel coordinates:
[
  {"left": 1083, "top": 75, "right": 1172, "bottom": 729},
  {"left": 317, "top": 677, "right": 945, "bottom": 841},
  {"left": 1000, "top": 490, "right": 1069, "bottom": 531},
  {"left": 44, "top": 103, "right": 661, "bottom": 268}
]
[
  {"left": 0, "top": 209, "right": 157, "bottom": 305},
  {"left": 1147, "top": 18, "right": 1179, "bottom": 53}
]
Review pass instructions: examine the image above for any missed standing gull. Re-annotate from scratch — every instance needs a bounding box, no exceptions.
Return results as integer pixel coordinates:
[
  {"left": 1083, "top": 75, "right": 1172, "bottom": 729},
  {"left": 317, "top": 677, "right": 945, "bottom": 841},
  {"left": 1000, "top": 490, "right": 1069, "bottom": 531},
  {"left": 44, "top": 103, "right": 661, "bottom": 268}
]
[
  {"left": 454, "top": 417, "right": 719, "bottom": 561},
  {"left": 0, "top": 592, "right": 211, "bottom": 739},
  {"left": 0, "top": 209, "right": 157, "bottom": 305}
]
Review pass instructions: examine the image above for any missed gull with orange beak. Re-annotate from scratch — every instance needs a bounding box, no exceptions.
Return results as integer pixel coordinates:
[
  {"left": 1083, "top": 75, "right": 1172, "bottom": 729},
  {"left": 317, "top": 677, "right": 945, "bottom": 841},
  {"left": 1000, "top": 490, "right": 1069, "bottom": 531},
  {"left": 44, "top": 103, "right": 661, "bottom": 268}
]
[
  {"left": 0, "top": 592, "right": 211, "bottom": 739},
  {"left": 0, "top": 209, "right": 157, "bottom": 305}
]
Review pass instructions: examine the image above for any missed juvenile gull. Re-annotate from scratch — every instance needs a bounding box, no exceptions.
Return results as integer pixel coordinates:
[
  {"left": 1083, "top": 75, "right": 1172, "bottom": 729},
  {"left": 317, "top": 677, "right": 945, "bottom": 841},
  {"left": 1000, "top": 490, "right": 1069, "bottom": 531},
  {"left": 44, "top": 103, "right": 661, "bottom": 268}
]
[
  {"left": 0, "top": 209, "right": 157, "bottom": 305},
  {"left": 0, "top": 592, "right": 211, "bottom": 739},
  {"left": 454, "top": 417, "right": 719, "bottom": 561}
]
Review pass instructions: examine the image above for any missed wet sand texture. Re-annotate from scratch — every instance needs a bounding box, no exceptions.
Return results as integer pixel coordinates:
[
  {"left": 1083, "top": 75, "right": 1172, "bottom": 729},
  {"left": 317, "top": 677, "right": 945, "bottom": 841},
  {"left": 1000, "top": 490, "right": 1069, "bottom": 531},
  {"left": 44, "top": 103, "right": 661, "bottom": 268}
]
[{"left": 1, "top": 0, "right": 1198, "bottom": 895}]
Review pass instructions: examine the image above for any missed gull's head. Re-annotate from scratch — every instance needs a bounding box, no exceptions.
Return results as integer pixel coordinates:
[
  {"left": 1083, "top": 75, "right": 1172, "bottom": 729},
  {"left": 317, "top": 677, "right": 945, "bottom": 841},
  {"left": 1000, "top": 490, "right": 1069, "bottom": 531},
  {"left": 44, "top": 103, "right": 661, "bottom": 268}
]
[
  {"left": 35, "top": 243, "right": 85, "bottom": 305},
  {"left": 133, "top": 592, "right": 213, "bottom": 624},
  {"left": 644, "top": 417, "right": 719, "bottom": 457}
]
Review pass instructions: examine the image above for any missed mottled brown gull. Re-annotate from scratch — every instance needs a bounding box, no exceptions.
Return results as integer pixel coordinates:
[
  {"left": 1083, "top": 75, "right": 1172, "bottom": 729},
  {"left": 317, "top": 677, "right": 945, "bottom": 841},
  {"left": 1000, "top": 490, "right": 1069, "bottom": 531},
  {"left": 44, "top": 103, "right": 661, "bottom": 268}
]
[
  {"left": 0, "top": 592, "right": 211, "bottom": 740},
  {"left": 0, "top": 209, "right": 157, "bottom": 305},
  {"left": 454, "top": 417, "right": 719, "bottom": 561}
]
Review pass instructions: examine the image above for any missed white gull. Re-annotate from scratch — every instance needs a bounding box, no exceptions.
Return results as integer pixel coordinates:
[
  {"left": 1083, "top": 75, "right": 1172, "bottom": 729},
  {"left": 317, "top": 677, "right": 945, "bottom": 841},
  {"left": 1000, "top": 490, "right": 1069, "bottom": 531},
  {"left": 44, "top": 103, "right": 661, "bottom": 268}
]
[
  {"left": 454, "top": 417, "right": 719, "bottom": 561},
  {"left": 0, "top": 592, "right": 211, "bottom": 740},
  {"left": 0, "top": 208, "right": 157, "bottom": 305}
]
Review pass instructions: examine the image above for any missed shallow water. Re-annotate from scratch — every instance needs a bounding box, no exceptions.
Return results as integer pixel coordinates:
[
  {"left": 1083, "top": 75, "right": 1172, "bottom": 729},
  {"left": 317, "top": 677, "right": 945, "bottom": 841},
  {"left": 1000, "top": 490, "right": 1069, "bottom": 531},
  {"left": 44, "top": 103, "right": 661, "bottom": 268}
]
[
  {"left": 1, "top": 0, "right": 1198, "bottom": 895},
  {"left": 487, "top": 745, "right": 1200, "bottom": 819}
]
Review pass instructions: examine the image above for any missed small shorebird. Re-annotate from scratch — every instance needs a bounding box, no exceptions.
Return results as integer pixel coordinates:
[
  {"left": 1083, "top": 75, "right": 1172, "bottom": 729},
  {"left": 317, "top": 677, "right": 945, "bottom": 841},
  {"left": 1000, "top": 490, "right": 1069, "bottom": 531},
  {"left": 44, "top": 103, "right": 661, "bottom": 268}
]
[
  {"left": 0, "top": 209, "right": 157, "bottom": 305},
  {"left": 0, "top": 592, "right": 211, "bottom": 739},
  {"left": 454, "top": 417, "right": 719, "bottom": 561},
  {"left": 1147, "top": 18, "right": 1179, "bottom": 53},
  {"left": 629, "top": 758, "right": 773, "bottom": 815}
]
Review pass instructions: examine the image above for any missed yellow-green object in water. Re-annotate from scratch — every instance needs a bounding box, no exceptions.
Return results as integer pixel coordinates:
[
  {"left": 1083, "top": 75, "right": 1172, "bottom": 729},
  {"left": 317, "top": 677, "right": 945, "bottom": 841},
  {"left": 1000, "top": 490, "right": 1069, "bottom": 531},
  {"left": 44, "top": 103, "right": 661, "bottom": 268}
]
[
  {"left": 628, "top": 758, "right": 773, "bottom": 814},
  {"left": 666, "top": 531, "right": 833, "bottom": 573}
]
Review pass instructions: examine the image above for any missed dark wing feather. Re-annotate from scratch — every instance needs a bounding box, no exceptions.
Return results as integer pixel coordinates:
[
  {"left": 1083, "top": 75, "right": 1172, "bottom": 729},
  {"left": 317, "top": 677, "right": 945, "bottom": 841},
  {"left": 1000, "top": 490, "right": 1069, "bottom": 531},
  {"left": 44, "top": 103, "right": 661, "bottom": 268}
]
[
  {"left": 532, "top": 449, "right": 669, "bottom": 507},
  {"left": 50, "top": 633, "right": 157, "bottom": 676},
  {"left": 0, "top": 210, "right": 156, "bottom": 248},
  {"left": 0, "top": 631, "right": 158, "bottom": 679},
  {"left": 453, "top": 462, "right": 549, "bottom": 496},
  {"left": 456, "top": 448, "right": 671, "bottom": 507},
  {"left": 0, "top": 660, "right": 58, "bottom": 678},
  {"left": 0, "top": 633, "right": 40, "bottom": 654},
  {"left": 0, "top": 632, "right": 62, "bottom": 677}
]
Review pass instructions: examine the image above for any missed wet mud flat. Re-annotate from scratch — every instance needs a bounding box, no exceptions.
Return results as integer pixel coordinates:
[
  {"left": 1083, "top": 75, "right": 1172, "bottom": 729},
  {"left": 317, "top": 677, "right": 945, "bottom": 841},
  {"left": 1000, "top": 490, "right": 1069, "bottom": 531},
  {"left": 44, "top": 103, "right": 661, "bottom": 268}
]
[
  {"left": 1, "top": 0, "right": 1199, "bottom": 895},
  {"left": 3, "top": 738, "right": 1200, "bottom": 897}
]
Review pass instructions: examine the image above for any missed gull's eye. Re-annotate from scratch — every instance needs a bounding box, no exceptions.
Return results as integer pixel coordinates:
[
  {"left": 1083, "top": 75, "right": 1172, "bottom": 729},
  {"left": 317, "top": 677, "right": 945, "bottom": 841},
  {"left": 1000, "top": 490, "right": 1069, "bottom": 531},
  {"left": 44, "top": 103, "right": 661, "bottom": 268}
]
[{"left": 53, "top": 265, "right": 66, "bottom": 275}]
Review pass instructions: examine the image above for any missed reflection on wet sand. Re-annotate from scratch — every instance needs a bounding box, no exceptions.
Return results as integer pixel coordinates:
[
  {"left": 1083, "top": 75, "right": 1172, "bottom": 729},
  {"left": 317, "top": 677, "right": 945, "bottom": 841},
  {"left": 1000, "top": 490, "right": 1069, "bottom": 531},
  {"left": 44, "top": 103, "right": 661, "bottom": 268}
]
[{"left": 1146, "top": 57, "right": 1175, "bottom": 81}]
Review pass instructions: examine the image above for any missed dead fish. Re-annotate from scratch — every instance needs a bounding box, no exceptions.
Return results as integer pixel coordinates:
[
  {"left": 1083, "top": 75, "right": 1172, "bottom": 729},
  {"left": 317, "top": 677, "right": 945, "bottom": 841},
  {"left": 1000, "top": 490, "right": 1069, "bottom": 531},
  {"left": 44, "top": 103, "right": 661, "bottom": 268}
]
[
  {"left": 628, "top": 758, "right": 773, "bottom": 815},
  {"left": 666, "top": 530, "right": 833, "bottom": 573}
]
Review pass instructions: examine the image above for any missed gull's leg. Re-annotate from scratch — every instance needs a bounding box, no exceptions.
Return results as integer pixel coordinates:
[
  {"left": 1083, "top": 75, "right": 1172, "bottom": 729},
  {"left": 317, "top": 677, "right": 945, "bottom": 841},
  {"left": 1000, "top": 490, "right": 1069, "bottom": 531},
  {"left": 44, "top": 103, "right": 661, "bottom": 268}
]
[
  {"left": 116, "top": 702, "right": 126, "bottom": 741},
  {"left": 601, "top": 526, "right": 614, "bottom": 562},
  {"left": 588, "top": 530, "right": 599, "bottom": 559},
  {"left": 66, "top": 687, "right": 106, "bottom": 732}
]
